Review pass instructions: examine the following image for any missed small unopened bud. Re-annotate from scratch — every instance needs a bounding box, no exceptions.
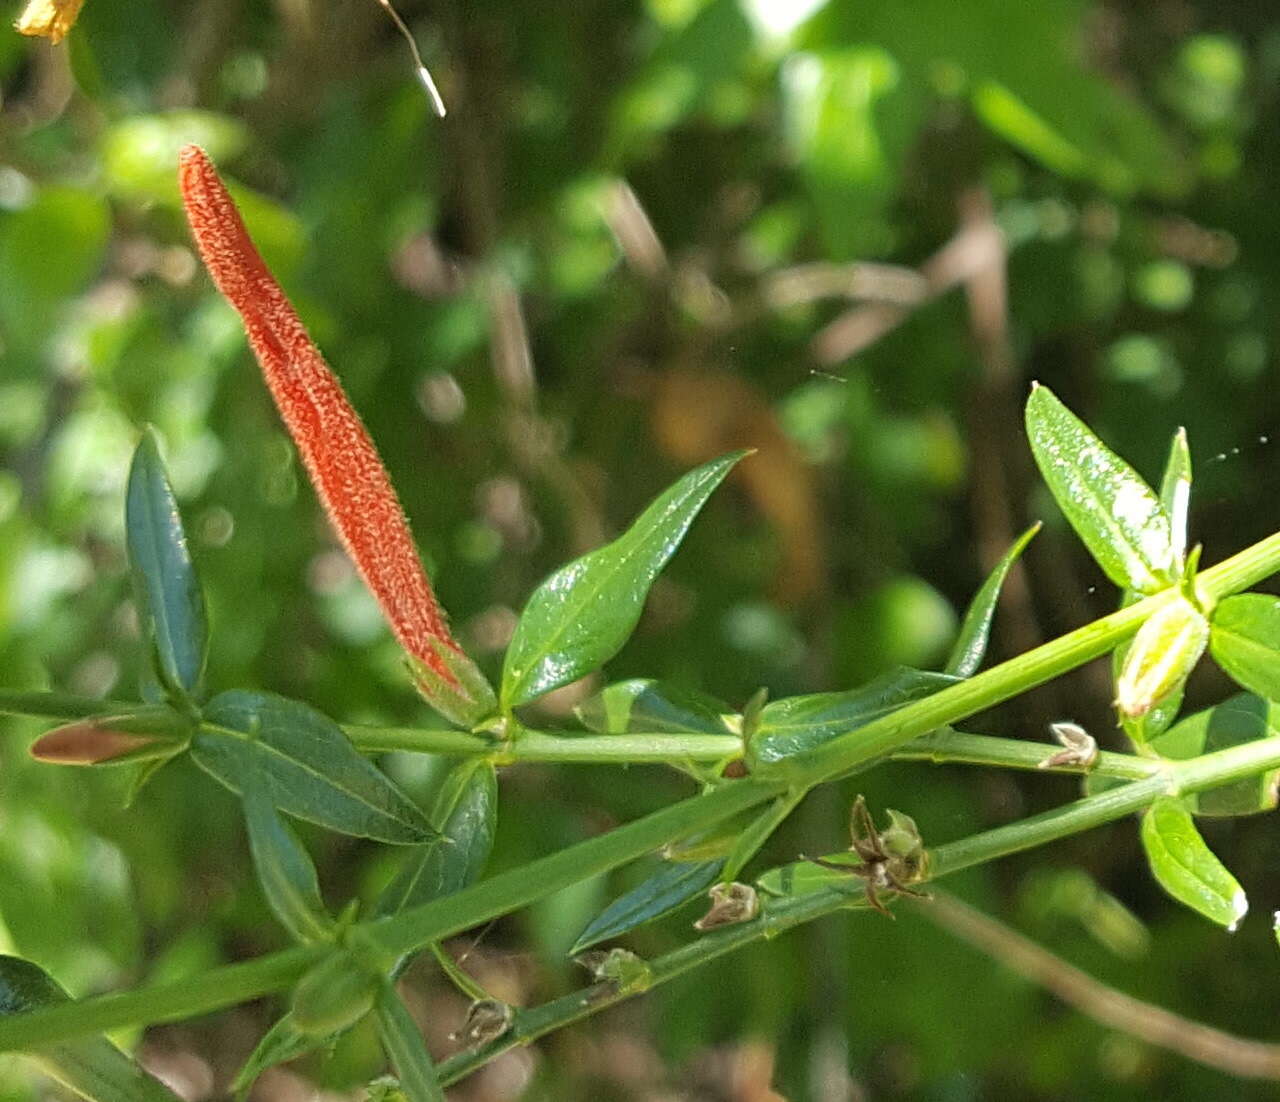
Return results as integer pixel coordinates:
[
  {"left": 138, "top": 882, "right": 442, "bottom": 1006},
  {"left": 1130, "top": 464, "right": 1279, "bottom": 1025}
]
[
  {"left": 1038, "top": 721, "right": 1099, "bottom": 770},
  {"left": 574, "top": 947, "right": 652, "bottom": 995},
  {"left": 693, "top": 882, "right": 759, "bottom": 931},
  {"left": 453, "top": 998, "right": 513, "bottom": 1046},
  {"left": 1116, "top": 597, "right": 1209, "bottom": 719}
]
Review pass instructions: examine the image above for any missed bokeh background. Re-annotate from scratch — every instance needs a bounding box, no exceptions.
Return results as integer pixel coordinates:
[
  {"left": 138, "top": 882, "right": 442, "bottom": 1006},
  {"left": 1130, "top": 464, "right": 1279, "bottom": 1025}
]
[{"left": 3, "top": 0, "right": 1280, "bottom": 1097}]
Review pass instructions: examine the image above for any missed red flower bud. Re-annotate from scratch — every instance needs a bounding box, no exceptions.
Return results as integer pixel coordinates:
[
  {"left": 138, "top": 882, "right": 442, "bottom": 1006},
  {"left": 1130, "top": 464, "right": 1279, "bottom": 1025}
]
[{"left": 178, "top": 146, "right": 478, "bottom": 706}]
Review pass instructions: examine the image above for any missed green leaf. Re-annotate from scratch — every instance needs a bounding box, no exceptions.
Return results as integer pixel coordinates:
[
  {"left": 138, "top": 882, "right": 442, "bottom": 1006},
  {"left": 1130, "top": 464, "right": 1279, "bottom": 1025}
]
[
  {"left": 575, "top": 679, "right": 734, "bottom": 734},
  {"left": 1025, "top": 385, "right": 1175, "bottom": 593},
  {"left": 570, "top": 859, "right": 724, "bottom": 954},
  {"left": 231, "top": 1013, "right": 331, "bottom": 1100},
  {"left": 945, "top": 522, "right": 1040, "bottom": 678},
  {"left": 501, "top": 452, "right": 747, "bottom": 708},
  {"left": 748, "top": 667, "right": 958, "bottom": 767},
  {"left": 1139, "top": 797, "right": 1247, "bottom": 929},
  {"left": 243, "top": 786, "right": 335, "bottom": 944},
  {"left": 375, "top": 760, "right": 498, "bottom": 919},
  {"left": 1209, "top": 593, "right": 1280, "bottom": 703},
  {"left": 374, "top": 988, "right": 445, "bottom": 1102},
  {"left": 1149, "top": 695, "right": 1280, "bottom": 817},
  {"left": 290, "top": 951, "right": 379, "bottom": 1037},
  {"left": 1157, "top": 427, "right": 1191, "bottom": 568},
  {"left": 1112, "top": 427, "right": 1195, "bottom": 743},
  {"left": 192, "top": 691, "right": 434, "bottom": 845},
  {"left": 0, "top": 955, "right": 183, "bottom": 1102},
  {"left": 125, "top": 429, "right": 209, "bottom": 702}
]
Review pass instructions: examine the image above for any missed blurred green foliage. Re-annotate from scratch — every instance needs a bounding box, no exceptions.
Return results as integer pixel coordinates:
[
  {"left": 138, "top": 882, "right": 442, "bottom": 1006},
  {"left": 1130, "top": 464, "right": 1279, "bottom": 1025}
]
[{"left": 2, "top": 0, "right": 1280, "bottom": 1097}]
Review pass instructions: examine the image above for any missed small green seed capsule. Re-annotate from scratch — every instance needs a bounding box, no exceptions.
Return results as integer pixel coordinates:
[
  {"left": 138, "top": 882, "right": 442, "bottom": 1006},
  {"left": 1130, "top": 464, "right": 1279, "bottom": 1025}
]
[
  {"left": 1116, "top": 597, "right": 1209, "bottom": 719},
  {"left": 290, "top": 951, "right": 379, "bottom": 1037}
]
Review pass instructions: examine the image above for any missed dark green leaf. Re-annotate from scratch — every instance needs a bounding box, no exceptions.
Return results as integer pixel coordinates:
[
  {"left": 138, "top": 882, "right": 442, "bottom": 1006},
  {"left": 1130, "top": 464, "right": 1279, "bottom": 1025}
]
[
  {"left": 748, "top": 667, "right": 958, "bottom": 767},
  {"left": 945, "top": 522, "right": 1040, "bottom": 678},
  {"left": 1140, "top": 796, "right": 1247, "bottom": 929},
  {"left": 570, "top": 859, "right": 723, "bottom": 954},
  {"left": 1209, "top": 593, "right": 1280, "bottom": 703},
  {"left": 1025, "top": 385, "right": 1175, "bottom": 593},
  {"left": 375, "top": 760, "right": 497, "bottom": 918},
  {"left": 0, "top": 954, "right": 182, "bottom": 1102},
  {"left": 374, "top": 987, "right": 445, "bottom": 1102},
  {"left": 501, "top": 452, "right": 747, "bottom": 708},
  {"left": 243, "top": 786, "right": 335, "bottom": 944},
  {"left": 192, "top": 691, "right": 434, "bottom": 844},
  {"left": 575, "top": 678, "right": 734, "bottom": 734},
  {"left": 125, "top": 429, "right": 208, "bottom": 701},
  {"left": 1149, "top": 695, "right": 1280, "bottom": 817}
]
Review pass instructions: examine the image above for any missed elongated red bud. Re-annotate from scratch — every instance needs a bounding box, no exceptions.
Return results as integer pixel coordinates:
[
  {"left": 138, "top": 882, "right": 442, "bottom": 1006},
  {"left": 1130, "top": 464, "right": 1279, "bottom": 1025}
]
[{"left": 179, "top": 146, "right": 493, "bottom": 724}]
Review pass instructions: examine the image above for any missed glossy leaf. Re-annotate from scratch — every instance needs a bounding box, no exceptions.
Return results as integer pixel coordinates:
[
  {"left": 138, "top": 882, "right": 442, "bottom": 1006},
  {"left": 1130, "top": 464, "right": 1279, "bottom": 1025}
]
[
  {"left": 1150, "top": 695, "right": 1280, "bottom": 817},
  {"left": 1025, "top": 385, "right": 1175, "bottom": 593},
  {"left": 243, "top": 786, "right": 335, "bottom": 944},
  {"left": 374, "top": 987, "right": 445, "bottom": 1102},
  {"left": 1140, "top": 797, "right": 1247, "bottom": 930},
  {"left": 945, "top": 522, "right": 1040, "bottom": 678},
  {"left": 575, "top": 678, "right": 734, "bottom": 735},
  {"left": 501, "top": 452, "right": 747, "bottom": 708},
  {"left": 0, "top": 954, "right": 183, "bottom": 1102},
  {"left": 1209, "top": 593, "right": 1280, "bottom": 703},
  {"left": 1158, "top": 426, "right": 1191, "bottom": 568},
  {"left": 748, "top": 667, "right": 958, "bottom": 767},
  {"left": 125, "top": 429, "right": 209, "bottom": 701},
  {"left": 571, "top": 859, "right": 724, "bottom": 954},
  {"left": 192, "top": 690, "right": 434, "bottom": 844},
  {"left": 375, "top": 759, "right": 498, "bottom": 918}
]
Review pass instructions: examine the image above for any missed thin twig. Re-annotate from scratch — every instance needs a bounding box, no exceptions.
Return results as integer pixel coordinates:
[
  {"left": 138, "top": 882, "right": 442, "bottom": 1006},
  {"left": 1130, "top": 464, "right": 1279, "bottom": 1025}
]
[
  {"left": 916, "top": 891, "right": 1280, "bottom": 1080},
  {"left": 370, "top": 0, "right": 447, "bottom": 116}
]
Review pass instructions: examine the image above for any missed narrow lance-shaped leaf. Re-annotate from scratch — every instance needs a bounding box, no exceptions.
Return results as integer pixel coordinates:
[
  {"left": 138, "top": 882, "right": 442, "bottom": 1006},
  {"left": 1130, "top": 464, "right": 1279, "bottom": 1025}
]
[
  {"left": 1025, "top": 384, "right": 1175, "bottom": 593},
  {"left": 945, "top": 522, "right": 1040, "bottom": 678},
  {"left": 0, "top": 955, "right": 183, "bottom": 1102},
  {"left": 126, "top": 429, "right": 208, "bottom": 702},
  {"left": 570, "top": 859, "right": 724, "bottom": 955},
  {"left": 1140, "top": 796, "right": 1247, "bottom": 930},
  {"left": 1158, "top": 426, "right": 1191, "bottom": 569},
  {"left": 375, "top": 759, "right": 498, "bottom": 920},
  {"left": 502, "top": 451, "right": 748, "bottom": 708},
  {"left": 1209, "top": 593, "right": 1280, "bottom": 704},
  {"left": 576, "top": 678, "right": 734, "bottom": 735},
  {"left": 192, "top": 690, "right": 434, "bottom": 844},
  {"left": 243, "top": 786, "right": 335, "bottom": 944},
  {"left": 374, "top": 987, "right": 445, "bottom": 1102},
  {"left": 748, "top": 667, "right": 958, "bottom": 767}
]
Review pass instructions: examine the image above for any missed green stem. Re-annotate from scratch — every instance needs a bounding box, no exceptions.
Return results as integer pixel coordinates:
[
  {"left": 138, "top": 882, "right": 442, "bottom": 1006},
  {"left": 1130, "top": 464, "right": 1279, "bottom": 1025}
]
[
  {"left": 2, "top": 533, "right": 1279, "bottom": 1051},
  {"left": 899, "top": 731, "right": 1159, "bottom": 781},
  {"left": 780, "top": 533, "right": 1280, "bottom": 788},
  {"left": 0, "top": 691, "right": 137, "bottom": 720},
  {"left": 437, "top": 733, "right": 1280, "bottom": 1086}
]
